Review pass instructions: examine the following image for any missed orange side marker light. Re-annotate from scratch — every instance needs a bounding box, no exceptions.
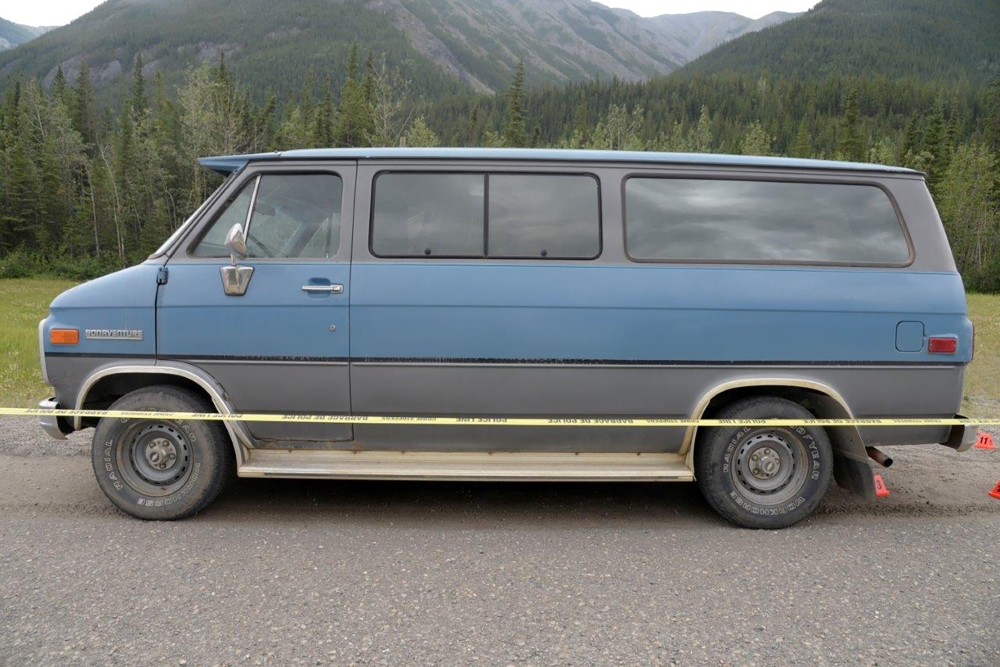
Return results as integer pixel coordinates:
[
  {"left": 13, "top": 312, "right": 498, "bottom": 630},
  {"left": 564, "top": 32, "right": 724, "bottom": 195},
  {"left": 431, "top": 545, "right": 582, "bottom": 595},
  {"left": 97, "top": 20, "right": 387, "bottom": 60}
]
[
  {"left": 873, "top": 474, "right": 890, "bottom": 498},
  {"left": 989, "top": 481, "right": 1000, "bottom": 501},
  {"left": 50, "top": 329, "right": 80, "bottom": 345},
  {"left": 974, "top": 431, "right": 996, "bottom": 451}
]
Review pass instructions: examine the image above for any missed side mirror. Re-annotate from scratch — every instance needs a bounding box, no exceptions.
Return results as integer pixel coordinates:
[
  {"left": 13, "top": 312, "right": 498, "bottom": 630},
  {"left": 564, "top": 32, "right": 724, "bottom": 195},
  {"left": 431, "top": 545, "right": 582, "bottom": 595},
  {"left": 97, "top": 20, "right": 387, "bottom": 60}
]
[
  {"left": 220, "top": 223, "right": 253, "bottom": 297},
  {"left": 225, "top": 223, "right": 248, "bottom": 266}
]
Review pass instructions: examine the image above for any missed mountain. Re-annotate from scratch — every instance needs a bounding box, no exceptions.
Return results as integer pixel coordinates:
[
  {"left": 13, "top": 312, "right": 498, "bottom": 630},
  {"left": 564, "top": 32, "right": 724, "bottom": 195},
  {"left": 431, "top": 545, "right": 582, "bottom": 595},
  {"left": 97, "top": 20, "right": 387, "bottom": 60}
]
[
  {"left": 643, "top": 10, "right": 798, "bottom": 63},
  {"left": 680, "top": 0, "right": 1000, "bottom": 83},
  {"left": 0, "top": 17, "right": 52, "bottom": 51},
  {"left": 0, "top": 0, "right": 796, "bottom": 98}
]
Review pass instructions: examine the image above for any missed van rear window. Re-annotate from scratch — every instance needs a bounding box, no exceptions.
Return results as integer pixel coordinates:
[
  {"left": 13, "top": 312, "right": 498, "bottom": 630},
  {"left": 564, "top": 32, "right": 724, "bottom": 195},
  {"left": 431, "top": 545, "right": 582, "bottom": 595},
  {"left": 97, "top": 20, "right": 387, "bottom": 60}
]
[
  {"left": 371, "top": 172, "right": 600, "bottom": 259},
  {"left": 624, "top": 178, "right": 910, "bottom": 265}
]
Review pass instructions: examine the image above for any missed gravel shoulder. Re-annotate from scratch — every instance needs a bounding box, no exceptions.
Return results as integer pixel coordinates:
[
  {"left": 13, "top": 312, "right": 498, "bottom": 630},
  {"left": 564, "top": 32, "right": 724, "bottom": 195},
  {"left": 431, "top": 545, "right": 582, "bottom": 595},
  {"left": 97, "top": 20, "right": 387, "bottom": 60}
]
[{"left": 0, "top": 418, "right": 998, "bottom": 665}]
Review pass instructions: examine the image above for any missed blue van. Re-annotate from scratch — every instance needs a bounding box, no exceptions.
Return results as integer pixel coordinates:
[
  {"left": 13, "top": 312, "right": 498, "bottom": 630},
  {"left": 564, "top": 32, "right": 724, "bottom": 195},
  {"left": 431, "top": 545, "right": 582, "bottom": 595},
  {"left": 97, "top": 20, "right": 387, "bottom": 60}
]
[{"left": 37, "top": 148, "right": 976, "bottom": 528}]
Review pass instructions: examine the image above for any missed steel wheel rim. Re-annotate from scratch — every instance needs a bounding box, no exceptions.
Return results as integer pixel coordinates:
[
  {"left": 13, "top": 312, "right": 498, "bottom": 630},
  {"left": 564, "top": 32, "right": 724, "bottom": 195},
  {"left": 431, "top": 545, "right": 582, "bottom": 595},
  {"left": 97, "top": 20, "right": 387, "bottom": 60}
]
[
  {"left": 116, "top": 422, "right": 192, "bottom": 497},
  {"left": 730, "top": 429, "right": 809, "bottom": 506}
]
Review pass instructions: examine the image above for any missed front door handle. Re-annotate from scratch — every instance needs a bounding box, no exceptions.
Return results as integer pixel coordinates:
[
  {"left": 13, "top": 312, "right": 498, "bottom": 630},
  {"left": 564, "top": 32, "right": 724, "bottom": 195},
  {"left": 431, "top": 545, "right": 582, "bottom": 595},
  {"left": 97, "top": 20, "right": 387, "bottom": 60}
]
[{"left": 302, "top": 284, "right": 344, "bottom": 294}]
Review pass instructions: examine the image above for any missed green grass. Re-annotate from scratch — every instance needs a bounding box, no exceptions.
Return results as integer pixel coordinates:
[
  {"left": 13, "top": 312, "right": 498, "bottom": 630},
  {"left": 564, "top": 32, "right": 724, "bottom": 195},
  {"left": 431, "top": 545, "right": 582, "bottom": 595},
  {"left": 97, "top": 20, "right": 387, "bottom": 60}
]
[
  {"left": 964, "top": 293, "right": 1000, "bottom": 416},
  {"left": 0, "top": 279, "right": 78, "bottom": 407},
  {"left": 0, "top": 278, "right": 998, "bottom": 414}
]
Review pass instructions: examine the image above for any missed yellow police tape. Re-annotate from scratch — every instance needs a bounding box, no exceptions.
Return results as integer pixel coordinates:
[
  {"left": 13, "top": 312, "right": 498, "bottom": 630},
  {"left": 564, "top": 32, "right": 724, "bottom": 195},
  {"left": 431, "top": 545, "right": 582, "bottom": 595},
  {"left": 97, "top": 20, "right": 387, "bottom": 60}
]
[{"left": 0, "top": 406, "right": 992, "bottom": 427}]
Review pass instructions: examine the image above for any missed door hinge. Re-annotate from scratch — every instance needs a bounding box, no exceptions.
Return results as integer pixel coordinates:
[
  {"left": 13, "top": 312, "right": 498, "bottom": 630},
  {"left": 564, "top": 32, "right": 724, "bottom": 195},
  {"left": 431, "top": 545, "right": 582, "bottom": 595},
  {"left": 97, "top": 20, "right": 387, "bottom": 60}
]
[{"left": 156, "top": 266, "right": 169, "bottom": 285}]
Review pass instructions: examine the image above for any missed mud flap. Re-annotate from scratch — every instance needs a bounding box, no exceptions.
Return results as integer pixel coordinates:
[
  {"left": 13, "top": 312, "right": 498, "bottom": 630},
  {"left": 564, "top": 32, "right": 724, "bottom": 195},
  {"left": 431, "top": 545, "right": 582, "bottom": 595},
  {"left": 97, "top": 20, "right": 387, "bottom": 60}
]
[
  {"left": 831, "top": 443, "right": 876, "bottom": 501},
  {"left": 809, "top": 394, "right": 876, "bottom": 501}
]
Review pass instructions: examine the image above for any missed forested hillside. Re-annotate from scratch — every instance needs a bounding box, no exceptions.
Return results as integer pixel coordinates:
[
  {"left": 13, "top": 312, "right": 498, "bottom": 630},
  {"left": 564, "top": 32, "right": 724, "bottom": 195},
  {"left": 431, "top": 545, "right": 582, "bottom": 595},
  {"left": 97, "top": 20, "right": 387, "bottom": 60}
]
[
  {"left": 0, "top": 0, "right": 800, "bottom": 100},
  {"left": 0, "top": 17, "right": 50, "bottom": 52},
  {"left": 681, "top": 0, "right": 1000, "bottom": 83},
  {"left": 0, "top": 0, "right": 466, "bottom": 103},
  {"left": 0, "top": 0, "right": 998, "bottom": 291}
]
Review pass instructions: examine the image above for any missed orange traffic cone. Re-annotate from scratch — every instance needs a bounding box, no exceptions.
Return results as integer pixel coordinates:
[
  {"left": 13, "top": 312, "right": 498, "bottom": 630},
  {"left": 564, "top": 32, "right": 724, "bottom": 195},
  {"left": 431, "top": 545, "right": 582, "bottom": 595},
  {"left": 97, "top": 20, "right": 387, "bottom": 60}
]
[
  {"left": 989, "top": 481, "right": 1000, "bottom": 501},
  {"left": 974, "top": 431, "right": 996, "bottom": 450},
  {"left": 873, "top": 474, "right": 890, "bottom": 498}
]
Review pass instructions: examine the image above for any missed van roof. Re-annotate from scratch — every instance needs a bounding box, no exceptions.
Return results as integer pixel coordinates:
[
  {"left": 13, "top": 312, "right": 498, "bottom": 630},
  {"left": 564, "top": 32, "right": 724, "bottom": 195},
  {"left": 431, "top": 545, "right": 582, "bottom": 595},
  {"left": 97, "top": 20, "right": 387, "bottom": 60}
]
[{"left": 198, "top": 147, "right": 921, "bottom": 176}]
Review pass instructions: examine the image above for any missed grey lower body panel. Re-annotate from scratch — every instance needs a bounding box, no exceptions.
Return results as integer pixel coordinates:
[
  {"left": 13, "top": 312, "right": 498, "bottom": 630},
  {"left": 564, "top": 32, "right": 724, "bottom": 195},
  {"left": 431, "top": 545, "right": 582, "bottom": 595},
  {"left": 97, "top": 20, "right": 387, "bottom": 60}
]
[
  {"left": 45, "top": 356, "right": 965, "bottom": 455},
  {"left": 46, "top": 355, "right": 152, "bottom": 411},
  {"left": 349, "top": 362, "right": 964, "bottom": 452},
  {"left": 193, "top": 361, "right": 352, "bottom": 443}
]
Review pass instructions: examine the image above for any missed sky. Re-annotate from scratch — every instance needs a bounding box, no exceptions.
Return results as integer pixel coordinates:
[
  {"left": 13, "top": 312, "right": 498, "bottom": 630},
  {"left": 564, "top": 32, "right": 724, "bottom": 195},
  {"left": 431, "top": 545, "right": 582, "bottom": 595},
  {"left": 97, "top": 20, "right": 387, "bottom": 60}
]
[{"left": 4, "top": 0, "right": 821, "bottom": 27}]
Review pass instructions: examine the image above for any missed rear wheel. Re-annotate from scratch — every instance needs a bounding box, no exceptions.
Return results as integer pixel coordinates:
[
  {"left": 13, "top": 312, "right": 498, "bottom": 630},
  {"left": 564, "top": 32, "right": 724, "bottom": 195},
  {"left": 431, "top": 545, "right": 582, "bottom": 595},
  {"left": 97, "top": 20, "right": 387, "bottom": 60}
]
[
  {"left": 91, "top": 386, "right": 234, "bottom": 520},
  {"left": 694, "top": 396, "right": 833, "bottom": 529}
]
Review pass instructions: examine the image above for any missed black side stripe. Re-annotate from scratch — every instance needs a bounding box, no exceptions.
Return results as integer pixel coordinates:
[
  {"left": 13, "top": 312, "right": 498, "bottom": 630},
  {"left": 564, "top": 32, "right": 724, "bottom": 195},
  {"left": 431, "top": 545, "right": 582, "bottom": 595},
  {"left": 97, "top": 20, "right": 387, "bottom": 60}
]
[{"left": 45, "top": 352, "right": 961, "bottom": 367}]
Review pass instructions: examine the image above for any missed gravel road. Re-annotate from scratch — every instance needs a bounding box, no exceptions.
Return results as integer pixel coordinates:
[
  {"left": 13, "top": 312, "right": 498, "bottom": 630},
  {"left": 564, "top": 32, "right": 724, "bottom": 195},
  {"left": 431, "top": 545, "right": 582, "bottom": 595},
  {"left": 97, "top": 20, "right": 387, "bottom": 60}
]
[{"left": 1, "top": 418, "right": 998, "bottom": 666}]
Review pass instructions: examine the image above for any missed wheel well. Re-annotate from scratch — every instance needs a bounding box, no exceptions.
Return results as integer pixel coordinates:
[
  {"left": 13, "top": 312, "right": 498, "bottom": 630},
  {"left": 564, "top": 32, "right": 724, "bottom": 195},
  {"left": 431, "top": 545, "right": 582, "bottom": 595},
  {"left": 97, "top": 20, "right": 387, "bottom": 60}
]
[
  {"left": 688, "top": 382, "right": 875, "bottom": 500},
  {"left": 699, "top": 385, "right": 838, "bottom": 421},
  {"left": 79, "top": 373, "right": 216, "bottom": 428}
]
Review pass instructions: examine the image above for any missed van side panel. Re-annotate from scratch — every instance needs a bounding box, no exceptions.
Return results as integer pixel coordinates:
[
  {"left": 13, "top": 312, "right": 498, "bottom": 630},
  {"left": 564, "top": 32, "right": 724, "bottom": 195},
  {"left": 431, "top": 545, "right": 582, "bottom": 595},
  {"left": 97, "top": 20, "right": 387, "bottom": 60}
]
[{"left": 349, "top": 262, "right": 969, "bottom": 452}]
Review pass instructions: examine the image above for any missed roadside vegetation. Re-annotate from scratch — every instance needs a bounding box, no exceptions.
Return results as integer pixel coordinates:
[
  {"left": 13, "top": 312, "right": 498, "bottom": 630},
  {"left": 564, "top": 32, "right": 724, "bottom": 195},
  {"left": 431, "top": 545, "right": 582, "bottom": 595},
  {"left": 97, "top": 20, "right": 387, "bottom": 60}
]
[
  {"left": 0, "top": 45, "right": 998, "bottom": 287},
  {"left": 964, "top": 293, "right": 1000, "bottom": 416},
  {"left": 1, "top": 278, "right": 996, "bottom": 417},
  {"left": 0, "top": 279, "right": 76, "bottom": 407}
]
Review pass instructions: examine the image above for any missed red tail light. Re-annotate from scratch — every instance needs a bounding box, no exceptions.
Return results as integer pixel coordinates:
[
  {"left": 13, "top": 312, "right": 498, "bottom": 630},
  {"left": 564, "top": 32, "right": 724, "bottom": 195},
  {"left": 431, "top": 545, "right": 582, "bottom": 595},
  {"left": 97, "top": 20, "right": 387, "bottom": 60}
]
[{"left": 928, "top": 337, "right": 957, "bottom": 354}]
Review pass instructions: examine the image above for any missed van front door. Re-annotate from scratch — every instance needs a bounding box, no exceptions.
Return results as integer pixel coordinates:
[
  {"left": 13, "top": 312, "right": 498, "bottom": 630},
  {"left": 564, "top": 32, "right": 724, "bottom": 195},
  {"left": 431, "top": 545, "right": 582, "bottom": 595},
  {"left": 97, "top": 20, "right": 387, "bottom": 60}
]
[{"left": 157, "top": 164, "right": 356, "bottom": 445}]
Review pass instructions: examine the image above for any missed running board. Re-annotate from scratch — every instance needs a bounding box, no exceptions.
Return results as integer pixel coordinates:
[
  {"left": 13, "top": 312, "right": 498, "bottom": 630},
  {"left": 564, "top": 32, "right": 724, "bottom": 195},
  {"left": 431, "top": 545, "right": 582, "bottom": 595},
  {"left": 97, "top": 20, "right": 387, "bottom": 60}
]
[{"left": 238, "top": 450, "right": 694, "bottom": 482}]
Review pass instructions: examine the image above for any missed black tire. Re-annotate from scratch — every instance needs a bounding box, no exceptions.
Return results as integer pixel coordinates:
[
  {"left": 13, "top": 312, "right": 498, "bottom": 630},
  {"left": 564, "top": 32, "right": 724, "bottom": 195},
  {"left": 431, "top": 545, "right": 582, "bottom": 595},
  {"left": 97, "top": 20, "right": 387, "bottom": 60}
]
[
  {"left": 91, "top": 386, "right": 234, "bottom": 520},
  {"left": 694, "top": 396, "right": 833, "bottom": 529}
]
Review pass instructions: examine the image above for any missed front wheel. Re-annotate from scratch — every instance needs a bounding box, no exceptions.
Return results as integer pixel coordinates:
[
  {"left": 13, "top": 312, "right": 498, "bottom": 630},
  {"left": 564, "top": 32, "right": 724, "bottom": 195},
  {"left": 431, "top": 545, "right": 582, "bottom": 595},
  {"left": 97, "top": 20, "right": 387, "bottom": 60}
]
[
  {"left": 694, "top": 396, "right": 833, "bottom": 529},
  {"left": 91, "top": 386, "right": 234, "bottom": 520}
]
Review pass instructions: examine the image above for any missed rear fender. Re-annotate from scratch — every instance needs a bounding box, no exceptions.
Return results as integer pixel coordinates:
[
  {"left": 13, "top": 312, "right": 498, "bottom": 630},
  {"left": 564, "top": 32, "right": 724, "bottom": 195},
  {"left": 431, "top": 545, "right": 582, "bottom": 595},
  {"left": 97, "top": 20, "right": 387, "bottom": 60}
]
[{"left": 682, "top": 378, "right": 875, "bottom": 500}]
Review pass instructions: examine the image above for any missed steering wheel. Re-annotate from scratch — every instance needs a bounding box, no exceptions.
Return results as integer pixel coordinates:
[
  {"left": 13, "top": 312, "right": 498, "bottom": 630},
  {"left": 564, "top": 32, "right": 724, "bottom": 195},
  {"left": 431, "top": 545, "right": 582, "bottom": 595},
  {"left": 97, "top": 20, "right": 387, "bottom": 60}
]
[{"left": 245, "top": 230, "right": 281, "bottom": 258}]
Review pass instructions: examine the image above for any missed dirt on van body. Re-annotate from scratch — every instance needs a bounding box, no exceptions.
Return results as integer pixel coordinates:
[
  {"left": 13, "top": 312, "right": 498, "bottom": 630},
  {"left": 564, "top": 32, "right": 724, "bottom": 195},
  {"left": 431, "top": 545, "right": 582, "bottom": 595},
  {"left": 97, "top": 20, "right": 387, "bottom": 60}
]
[{"left": 1, "top": 419, "right": 998, "bottom": 665}]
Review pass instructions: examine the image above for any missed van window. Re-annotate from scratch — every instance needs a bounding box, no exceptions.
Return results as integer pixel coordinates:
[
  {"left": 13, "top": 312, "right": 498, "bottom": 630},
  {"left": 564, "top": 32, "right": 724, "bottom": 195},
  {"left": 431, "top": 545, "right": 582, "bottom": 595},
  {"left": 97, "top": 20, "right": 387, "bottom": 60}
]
[
  {"left": 488, "top": 174, "right": 600, "bottom": 259},
  {"left": 192, "top": 181, "right": 255, "bottom": 256},
  {"left": 625, "top": 178, "right": 910, "bottom": 265},
  {"left": 371, "top": 173, "right": 485, "bottom": 257},
  {"left": 192, "top": 173, "right": 343, "bottom": 259},
  {"left": 370, "top": 172, "right": 601, "bottom": 259}
]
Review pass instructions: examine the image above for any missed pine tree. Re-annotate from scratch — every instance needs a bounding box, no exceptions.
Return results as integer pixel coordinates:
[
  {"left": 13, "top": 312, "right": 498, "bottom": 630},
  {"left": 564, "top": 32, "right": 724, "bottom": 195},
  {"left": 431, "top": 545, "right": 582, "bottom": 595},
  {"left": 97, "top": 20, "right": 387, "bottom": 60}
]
[
  {"left": 691, "top": 106, "right": 713, "bottom": 153},
  {"left": 314, "top": 79, "right": 334, "bottom": 147},
  {"left": 362, "top": 51, "right": 376, "bottom": 107},
  {"left": 73, "top": 59, "right": 96, "bottom": 148},
  {"left": 790, "top": 118, "right": 812, "bottom": 157},
  {"left": 838, "top": 88, "right": 864, "bottom": 161},
  {"left": 501, "top": 61, "right": 528, "bottom": 148},
  {"left": 334, "top": 45, "right": 373, "bottom": 148},
  {"left": 922, "top": 101, "right": 947, "bottom": 196},
  {"left": 52, "top": 67, "right": 70, "bottom": 110},
  {"left": 131, "top": 53, "right": 147, "bottom": 115}
]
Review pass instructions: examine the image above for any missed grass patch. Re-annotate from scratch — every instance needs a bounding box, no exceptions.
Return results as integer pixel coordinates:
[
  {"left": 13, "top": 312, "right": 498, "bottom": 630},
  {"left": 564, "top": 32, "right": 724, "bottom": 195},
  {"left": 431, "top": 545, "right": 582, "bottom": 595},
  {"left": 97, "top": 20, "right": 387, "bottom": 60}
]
[
  {"left": 0, "top": 279, "right": 79, "bottom": 407},
  {"left": 964, "top": 293, "right": 1000, "bottom": 416},
  {"left": 0, "top": 278, "right": 997, "bottom": 415}
]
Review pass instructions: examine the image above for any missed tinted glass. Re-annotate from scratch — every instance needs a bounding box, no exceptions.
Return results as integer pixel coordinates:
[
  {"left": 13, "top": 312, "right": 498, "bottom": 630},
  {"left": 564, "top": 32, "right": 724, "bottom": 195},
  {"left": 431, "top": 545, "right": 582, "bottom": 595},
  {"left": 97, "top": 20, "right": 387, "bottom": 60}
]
[
  {"left": 191, "top": 181, "right": 254, "bottom": 257},
  {"left": 246, "top": 174, "right": 342, "bottom": 259},
  {"left": 192, "top": 174, "right": 343, "bottom": 259},
  {"left": 488, "top": 174, "right": 600, "bottom": 258},
  {"left": 625, "top": 179, "right": 910, "bottom": 264},
  {"left": 371, "top": 173, "right": 485, "bottom": 257}
]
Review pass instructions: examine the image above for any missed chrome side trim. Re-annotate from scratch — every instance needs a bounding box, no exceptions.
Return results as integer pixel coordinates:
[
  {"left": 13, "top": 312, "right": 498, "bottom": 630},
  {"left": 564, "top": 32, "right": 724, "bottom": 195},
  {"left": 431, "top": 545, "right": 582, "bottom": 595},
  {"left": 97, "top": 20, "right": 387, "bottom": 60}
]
[
  {"left": 680, "top": 377, "right": 859, "bottom": 468},
  {"left": 74, "top": 362, "right": 251, "bottom": 465},
  {"left": 38, "top": 319, "right": 49, "bottom": 385},
  {"left": 239, "top": 450, "right": 694, "bottom": 481}
]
